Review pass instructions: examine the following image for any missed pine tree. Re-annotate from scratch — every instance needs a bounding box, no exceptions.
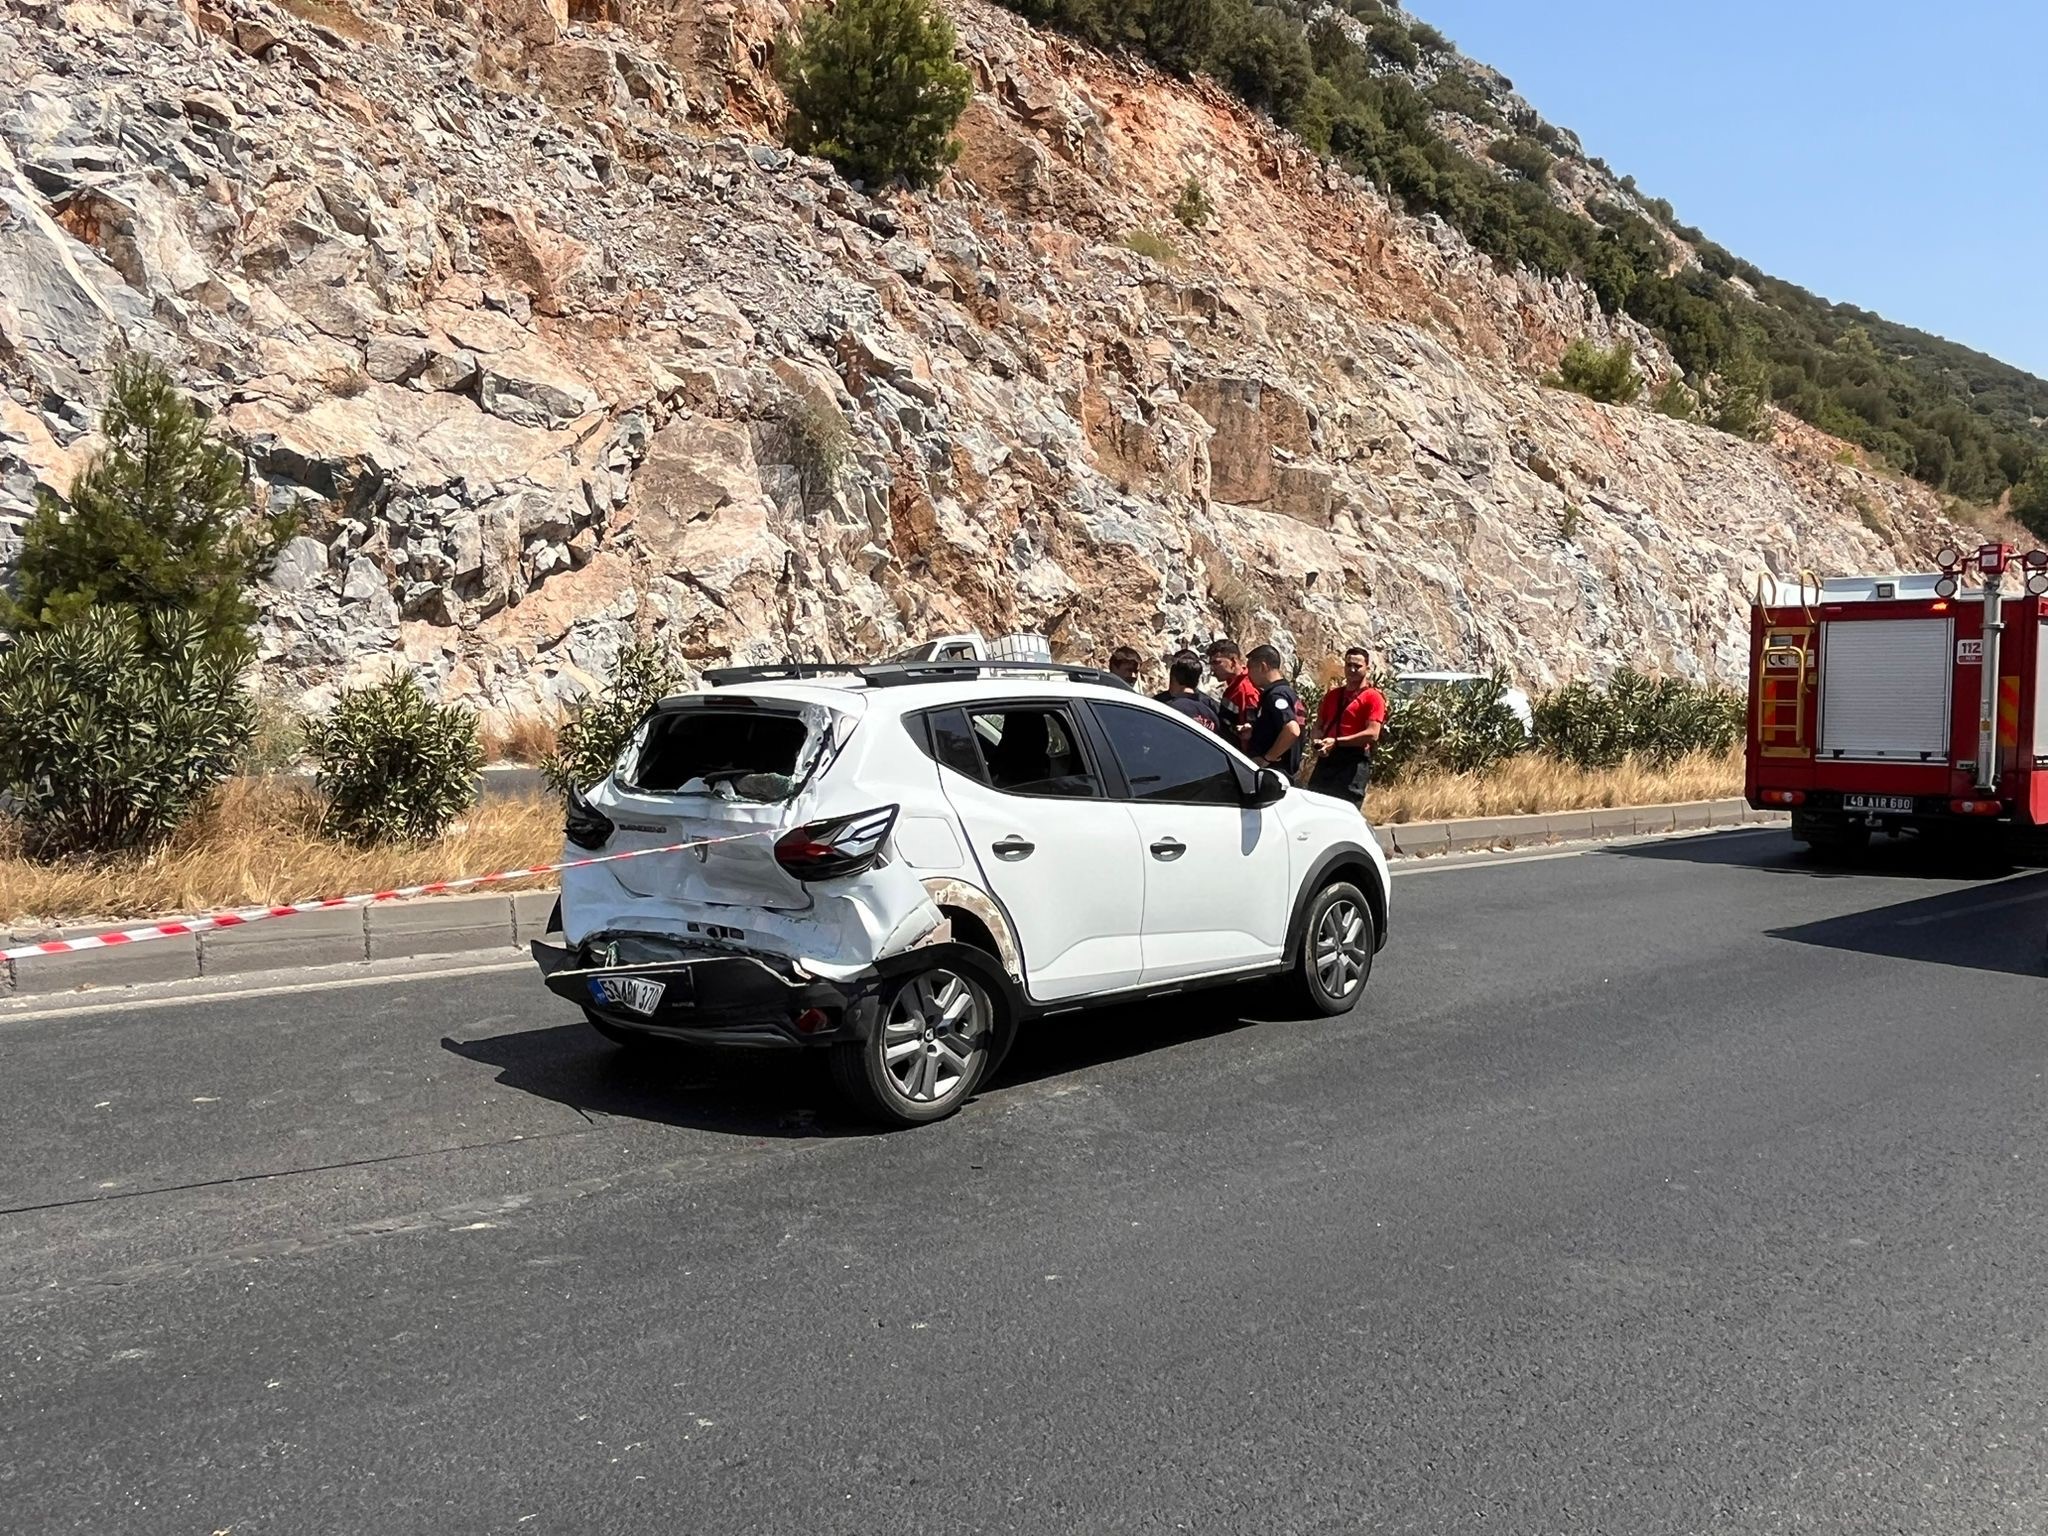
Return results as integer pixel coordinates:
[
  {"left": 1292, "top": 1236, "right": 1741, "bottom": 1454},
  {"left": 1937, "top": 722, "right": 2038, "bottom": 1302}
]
[
  {"left": 778, "top": 0, "right": 974, "bottom": 188},
  {"left": 5, "top": 353, "right": 291, "bottom": 653}
]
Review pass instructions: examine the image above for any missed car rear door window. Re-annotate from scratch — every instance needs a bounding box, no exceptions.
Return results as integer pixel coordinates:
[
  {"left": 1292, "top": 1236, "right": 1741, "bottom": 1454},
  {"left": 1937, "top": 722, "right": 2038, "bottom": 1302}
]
[
  {"left": 915, "top": 707, "right": 990, "bottom": 783},
  {"left": 1093, "top": 703, "right": 1243, "bottom": 805},
  {"left": 965, "top": 707, "right": 1101, "bottom": 798}
]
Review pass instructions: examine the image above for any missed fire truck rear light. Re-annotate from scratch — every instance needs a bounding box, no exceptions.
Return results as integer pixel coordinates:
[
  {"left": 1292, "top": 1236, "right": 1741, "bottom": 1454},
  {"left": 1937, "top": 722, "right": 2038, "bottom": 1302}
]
[
  {"left": 1935, "top": 544, "right": 1962, "bottom": 569},
  {"left": 1948, "top": 798, "right": 2003, "bottom": 817},
  {"left": 1760, "top": 789, "right": 1806, "bottom": 807},
  {"left": 2027, "top": 550, "right": 2048, "bottom": 571},
  {"left": 2028, "top": 572, "right": 2048, "bottom": 597},
  {"left": 1933, "top": 575, "right": 1959, "bottom": 599}
]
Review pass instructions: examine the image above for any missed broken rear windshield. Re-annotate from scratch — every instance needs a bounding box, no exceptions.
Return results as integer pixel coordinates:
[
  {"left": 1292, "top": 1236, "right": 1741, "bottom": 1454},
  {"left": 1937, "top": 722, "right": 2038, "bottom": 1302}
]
[{"left": 621, "top": 710, "right": 814, "bottom": 800}]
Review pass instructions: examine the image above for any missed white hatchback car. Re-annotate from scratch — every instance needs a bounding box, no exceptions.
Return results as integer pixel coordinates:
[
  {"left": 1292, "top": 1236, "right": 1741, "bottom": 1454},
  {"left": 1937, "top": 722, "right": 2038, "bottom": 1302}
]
[{"left": 532, "top": 661, "right": 1390, "bottom": 1125}]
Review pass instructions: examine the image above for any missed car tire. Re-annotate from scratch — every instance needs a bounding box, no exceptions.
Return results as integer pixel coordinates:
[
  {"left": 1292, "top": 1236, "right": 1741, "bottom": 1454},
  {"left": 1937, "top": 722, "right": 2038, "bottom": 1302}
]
[
  {"left": 830, "top": 965, "right": 995, "bottom": 1127},
  {"left": 1287, "top": 880, "right": 1375, "bottom": 1016}
]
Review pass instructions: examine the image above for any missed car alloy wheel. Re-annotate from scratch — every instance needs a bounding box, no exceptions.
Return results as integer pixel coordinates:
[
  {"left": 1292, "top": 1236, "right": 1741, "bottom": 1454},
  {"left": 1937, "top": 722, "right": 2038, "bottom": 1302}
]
[
  {"left": 1313, "top": 895, "right": 1371, "bottom": 1003},
  {"left": 879, "top": 968, "right": 986, "bottom": 1106}
]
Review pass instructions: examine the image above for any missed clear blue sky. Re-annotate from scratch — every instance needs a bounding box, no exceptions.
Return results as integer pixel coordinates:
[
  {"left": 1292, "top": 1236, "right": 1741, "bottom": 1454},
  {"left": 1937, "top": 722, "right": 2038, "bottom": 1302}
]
[{"left": 1409, "top": 1, "right": 2048, "bottom": 379}]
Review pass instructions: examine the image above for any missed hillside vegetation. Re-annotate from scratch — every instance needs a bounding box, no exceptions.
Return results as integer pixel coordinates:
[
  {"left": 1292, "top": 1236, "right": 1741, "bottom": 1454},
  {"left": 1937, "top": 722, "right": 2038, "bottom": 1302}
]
[{"left": 993, "top": 0, "right": 2048, "bottom": 524}]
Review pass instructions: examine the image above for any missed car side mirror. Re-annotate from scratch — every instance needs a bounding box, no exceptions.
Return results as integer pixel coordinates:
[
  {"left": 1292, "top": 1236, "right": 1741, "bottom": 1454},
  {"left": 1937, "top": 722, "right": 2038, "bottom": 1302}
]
[{"left": 1248, "top": 767, "right": 1289, "bottom": 808}]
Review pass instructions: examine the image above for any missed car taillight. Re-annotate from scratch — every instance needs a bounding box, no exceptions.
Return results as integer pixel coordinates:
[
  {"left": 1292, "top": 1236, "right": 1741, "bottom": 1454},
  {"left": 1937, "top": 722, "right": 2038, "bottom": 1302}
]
[
  {"left": 774, "top": 806, "right": 899, "bottom": 881},
  {"left": 565, "top": 787, "right": 615, "bottom": 851},
  {"left": 1759, "top": 789, "right": 1806, "bottom": 807},
  {"left": 1949, "top": 798, "right": 2004, "bottom": 817}
]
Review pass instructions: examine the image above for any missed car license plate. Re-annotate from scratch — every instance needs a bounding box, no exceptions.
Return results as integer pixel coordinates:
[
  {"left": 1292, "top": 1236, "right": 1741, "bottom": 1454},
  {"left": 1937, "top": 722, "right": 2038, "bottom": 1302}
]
[
  {"left": 589, "top": 975, "right": 669, "bottom": 1016},
  {"left": 1843, "top": 794, "right": 1913, "bottom": 814}
]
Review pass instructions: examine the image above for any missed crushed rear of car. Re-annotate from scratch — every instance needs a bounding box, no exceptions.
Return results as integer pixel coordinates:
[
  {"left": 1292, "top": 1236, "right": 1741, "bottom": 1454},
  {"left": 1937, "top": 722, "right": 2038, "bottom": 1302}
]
[{"left": 529, "top": 679, "right": 1013, "bottom": 1123}]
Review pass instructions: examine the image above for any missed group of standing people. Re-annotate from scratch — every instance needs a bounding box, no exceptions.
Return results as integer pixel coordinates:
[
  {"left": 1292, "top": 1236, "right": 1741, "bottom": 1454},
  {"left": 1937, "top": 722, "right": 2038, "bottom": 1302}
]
[{"left": 1104, "top": 639, "right": 1387, "bottom": 807}]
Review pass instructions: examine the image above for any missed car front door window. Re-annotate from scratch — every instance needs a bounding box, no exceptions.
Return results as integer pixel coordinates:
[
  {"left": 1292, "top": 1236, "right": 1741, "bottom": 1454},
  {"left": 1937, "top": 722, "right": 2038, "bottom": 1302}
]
[{"left": 1091, "top": 705, "right": 1242, "bottom": 804}]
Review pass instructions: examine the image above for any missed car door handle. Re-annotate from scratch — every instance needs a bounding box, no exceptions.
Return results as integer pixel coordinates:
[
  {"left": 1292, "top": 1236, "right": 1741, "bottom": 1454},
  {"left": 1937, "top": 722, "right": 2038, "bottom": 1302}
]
[
  {"left": 991, "top": 836, "right": 1035, "bottom": 862},
  {"left": 1149, "top": 837, "right": 1186, "bottom": 861}
]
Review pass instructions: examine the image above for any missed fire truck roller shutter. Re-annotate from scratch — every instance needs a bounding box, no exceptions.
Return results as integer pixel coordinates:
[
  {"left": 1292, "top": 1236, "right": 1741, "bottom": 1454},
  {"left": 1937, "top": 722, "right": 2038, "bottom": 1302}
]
[{"left": 1817, "top": 617, "right": 1953, "bottom": 762}]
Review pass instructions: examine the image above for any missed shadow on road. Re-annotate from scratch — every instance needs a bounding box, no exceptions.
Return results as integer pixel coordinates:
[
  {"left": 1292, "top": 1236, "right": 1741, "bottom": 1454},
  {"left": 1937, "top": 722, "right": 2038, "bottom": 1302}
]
[
  {"left": 1767, "top": 870, "right": 2048, "bottom": 978},
  {"left": 443, "top": 988, "right": 1276, "bottom": 1137},
  {"left": 1606, "top": 827, "right": 2029, "bottom": 882}
]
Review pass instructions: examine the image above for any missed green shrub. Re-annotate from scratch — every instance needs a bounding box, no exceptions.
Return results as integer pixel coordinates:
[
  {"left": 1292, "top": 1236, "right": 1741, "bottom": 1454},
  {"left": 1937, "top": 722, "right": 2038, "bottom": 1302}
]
[
  {"left": 542, "top": 639, "right": 687, "bottom": 798},
  {"left": 1550, "top": 338, "right": 1641, "bottom": 404},
  {"left": 777, "top": 0, "right": 972, "bottom": 187},
  {"left": 1305, "top": 13, "right": 1351, "bottom": 71},
  {"left": 307, "top": 673, "right": 482, "bottom": 845},
  {"left": 1533, "top": 670, "right": 1743, "bottom": 768},
  {"left": 1218, "top": 4, "right": 1316, "bottom": 120},
  {"left": 0, "top": 607, "right": 252, "bottom": 857},
  {"left": 1406, "top": 20, "right": 1447, "bottom": 53},
  {"left": 5, "top": 353, "right": 292, "bottom": 655},
  {"left": 1487, "top": 134, "right": 1555, "bottom": 184},
  {"left": 1366, "top": 17, "right": 1418, "bottom": 68},
  {"left": 785, "top": 394, "right": 850, "bottom": 498},
  {"left": 1423, "top": 71, "right": 1501, "bottom": 126},
  {"left": 1173, "top": 176, "right": 1215, "bottom": 229},
  {"left": 1121, "top": 228, "right": 1181, "bottom": 264},
  {"left": 2013, "top": 462, "right": 2048, "bottom": 540},
  {"left": 242, "top": 693, "right": 309, "bottom": 773},
  {"left": 1709, "top": 351, "right": 1772, "bottom": 441},
  {"left": 1651, "top": 376, "right": 1700, "bottom": 422},
  {"left": 1372, "top": 670, "right": 1529, "bottom": 783}
]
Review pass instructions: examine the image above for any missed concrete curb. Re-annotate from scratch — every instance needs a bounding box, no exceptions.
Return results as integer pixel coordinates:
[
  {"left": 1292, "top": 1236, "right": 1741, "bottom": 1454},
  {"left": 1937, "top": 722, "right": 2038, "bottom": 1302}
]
[
  {"left": 4, "top": 889, "right": 558, "bottom": 997},
  {"left": 4, "top": 802, "right": 1784, "bottom": 995},
  {"left": 1374, "top": 796, "right": 1781, "bottom": 860}
]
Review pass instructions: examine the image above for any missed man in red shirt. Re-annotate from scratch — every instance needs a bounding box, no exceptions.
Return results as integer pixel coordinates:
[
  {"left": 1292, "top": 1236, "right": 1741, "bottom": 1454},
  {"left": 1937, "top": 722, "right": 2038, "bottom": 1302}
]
[
  {"left": 1308, "top": 645, "right": 1386, "bottom": 806},
  {"left": 1206, "top": 638, "right": 1264, "bottom": 751}
]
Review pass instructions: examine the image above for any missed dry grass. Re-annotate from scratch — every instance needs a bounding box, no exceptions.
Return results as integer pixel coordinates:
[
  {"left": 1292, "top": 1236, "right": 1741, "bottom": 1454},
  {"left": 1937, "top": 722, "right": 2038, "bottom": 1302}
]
[
  {"left": 1, "top": 780, "right": 562, "bottom": 929},
  {"left": 480, "top": 713, "right": 560, "bottom": 765},
  {"left": 3, "top": 754, "right": 1746, "bottom": 926},
  {"left": 1368, "top": 750, "right": 1743, "bottom": 824}
]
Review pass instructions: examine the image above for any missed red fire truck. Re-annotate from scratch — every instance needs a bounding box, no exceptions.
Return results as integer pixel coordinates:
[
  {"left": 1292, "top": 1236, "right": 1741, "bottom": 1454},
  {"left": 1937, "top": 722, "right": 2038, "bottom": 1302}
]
[{"left": 1746, "top": 542, "right": 2048, "bottom": 854}]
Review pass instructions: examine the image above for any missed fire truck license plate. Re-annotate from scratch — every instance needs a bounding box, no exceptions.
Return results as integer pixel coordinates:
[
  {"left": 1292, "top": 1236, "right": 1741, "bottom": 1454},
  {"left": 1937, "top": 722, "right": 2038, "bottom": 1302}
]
[{"left": 1843, "top": 795, "right": 1913, "bottom": 814}]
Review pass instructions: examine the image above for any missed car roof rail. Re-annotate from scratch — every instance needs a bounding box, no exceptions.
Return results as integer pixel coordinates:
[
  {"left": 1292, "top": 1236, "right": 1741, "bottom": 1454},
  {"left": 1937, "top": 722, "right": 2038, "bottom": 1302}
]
[
  {"left": 695, "top": 660, "right": 1136, "bottom": 692},
  {"left": 857, "top": 660, "right": 1135, "bottom": 690},
  {"left": 699, "top": 662, "right": 869, "bottom": 687}
]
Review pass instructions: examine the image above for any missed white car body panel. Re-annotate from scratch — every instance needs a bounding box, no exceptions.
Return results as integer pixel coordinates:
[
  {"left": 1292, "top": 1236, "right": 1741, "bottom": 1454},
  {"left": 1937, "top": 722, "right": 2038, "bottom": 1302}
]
[
  {"left": 1122, "top": 799, "right": 1290, "bottom": 983},
  {"left": 939, "top": 768, "right": 1147, "bottom": 1001},
  {"left": 554, "top": 672, "right": 1390, "bottom": 1003}
]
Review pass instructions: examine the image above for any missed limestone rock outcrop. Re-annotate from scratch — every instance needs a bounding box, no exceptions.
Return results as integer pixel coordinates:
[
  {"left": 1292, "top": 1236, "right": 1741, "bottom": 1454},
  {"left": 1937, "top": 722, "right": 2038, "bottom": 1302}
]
[{"left": 0, "top": 0, "right": 1980, "bottom": 720}]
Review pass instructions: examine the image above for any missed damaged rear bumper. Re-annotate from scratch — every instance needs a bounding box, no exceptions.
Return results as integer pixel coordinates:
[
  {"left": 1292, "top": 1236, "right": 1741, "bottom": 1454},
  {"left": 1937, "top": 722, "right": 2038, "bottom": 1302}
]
[{"left": 532, "top": 931, "right": 883, "bottom": 1049}]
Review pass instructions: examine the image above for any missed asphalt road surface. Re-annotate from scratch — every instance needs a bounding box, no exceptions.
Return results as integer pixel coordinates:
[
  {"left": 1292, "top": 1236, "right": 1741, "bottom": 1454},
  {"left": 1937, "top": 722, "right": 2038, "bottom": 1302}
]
[{"left": 4, "top": 830, "right": 2047, "bottom": 1535}]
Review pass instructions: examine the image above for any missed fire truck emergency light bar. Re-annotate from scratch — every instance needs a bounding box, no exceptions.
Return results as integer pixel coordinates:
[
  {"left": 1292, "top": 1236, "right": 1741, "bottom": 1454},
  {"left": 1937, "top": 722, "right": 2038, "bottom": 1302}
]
[{"left": 1930, "top": 543, "right": 2048, "bottom": 600}]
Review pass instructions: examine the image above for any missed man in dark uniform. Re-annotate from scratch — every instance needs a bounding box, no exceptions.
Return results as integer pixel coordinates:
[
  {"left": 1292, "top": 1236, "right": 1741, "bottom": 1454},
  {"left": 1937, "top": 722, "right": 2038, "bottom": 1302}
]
[
  {"left": 1244, "top": 644, "right": 1304, "bottom": 775},
  {"left": 1159, "top": 655, "right": 1221, "bottom": 732}
]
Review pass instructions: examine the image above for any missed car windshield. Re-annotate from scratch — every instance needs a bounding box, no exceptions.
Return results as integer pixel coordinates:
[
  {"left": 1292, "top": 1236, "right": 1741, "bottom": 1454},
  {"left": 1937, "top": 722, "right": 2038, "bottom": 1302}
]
[{"left": 619, "top": 707, "right": 840, "bottom": 801}]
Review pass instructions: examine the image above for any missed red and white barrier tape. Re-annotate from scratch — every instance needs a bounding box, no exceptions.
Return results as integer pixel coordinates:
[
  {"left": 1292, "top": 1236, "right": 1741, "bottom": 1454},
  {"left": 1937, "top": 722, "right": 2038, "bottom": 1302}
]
[{"left": 3, "top": 827, "right": 778, "bottom": 965}]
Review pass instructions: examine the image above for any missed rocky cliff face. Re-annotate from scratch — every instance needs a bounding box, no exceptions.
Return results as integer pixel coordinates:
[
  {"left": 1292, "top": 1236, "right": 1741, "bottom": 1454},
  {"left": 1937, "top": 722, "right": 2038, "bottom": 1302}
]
[{"left": 0, "top": 0, "right": 1983, "bottom": 716}]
